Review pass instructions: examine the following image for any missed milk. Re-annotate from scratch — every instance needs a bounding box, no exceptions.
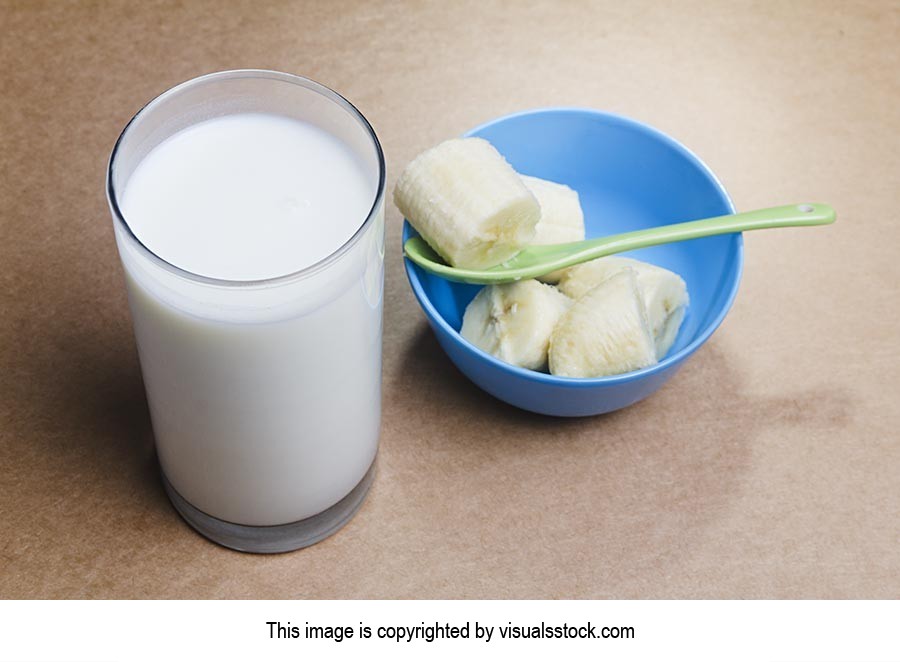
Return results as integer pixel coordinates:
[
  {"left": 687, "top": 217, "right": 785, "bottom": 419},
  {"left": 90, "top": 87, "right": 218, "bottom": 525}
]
[
  {"left": 113, "top": 110, "right": 384, "bottom": 528},
  {"left": 122, "top": 113, "right": 373, "bottom": 281}
]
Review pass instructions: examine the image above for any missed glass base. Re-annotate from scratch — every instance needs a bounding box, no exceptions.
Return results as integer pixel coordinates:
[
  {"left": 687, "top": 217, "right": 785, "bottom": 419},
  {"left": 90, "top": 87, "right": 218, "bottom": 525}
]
[{"left": 162, "top": 461, "right": 376, "bottom": 553}]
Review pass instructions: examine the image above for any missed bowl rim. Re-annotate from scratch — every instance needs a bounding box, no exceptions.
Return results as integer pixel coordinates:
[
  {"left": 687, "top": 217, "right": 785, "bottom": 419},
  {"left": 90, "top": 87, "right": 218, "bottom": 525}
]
[{"left": 402, "top": 106, "right": 743, "bottom": 388}]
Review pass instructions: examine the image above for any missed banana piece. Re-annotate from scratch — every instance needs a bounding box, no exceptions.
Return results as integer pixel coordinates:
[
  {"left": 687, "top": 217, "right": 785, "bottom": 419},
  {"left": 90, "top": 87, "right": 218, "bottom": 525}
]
[
  {"left": 393, "top": 138, "right": 540, "bottom": 269},
  {"left": 521, "top": 175, "right": 585, "bottom": 245},
  {"left": 461, "top": 280, "right": 572, "bottom": 371},
  {"left": 557, "top": 256, "right": 688, "bottom": 359},
  {"left": 549, "top": 269, "right": 657, "bottom": 378},
  {"left": 520, "top": 175, "right": 585, "bottom": 283}
]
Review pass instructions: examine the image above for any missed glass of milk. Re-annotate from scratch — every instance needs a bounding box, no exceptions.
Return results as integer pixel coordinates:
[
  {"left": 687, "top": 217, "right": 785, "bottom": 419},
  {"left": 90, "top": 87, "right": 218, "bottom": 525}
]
[{"left": 106, "top": 70, "right": 385, "bottom": 553}]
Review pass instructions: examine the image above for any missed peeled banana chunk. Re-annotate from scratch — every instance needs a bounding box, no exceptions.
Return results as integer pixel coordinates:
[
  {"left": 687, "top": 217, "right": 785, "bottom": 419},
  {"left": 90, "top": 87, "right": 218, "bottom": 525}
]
[
  {"left": 521, "top": 175, "right": 585, "bottom": 246},
  {"left": 520, "top": 174, "right": 586, "bottom": 283},
  {"left": 557, "top": 256, "right": 689, "bottom": 359},
  {"left": 549, "top": 269, "right": 658, "bottom": 378},
  {"left": 394, "top": 135, "right": 690, "bottom": 378},
  {"left": 461, "top": 280, "right": 572, "bottom": 371},
  {"left": 393, "top": 138, "right": 540, "bottom": 269}
]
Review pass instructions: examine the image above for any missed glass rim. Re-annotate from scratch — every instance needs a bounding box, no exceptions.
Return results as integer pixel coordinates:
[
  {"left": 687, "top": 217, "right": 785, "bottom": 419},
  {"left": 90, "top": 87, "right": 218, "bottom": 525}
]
[{"left": 106, "top": 69, "right": 387, "bottom": 288}]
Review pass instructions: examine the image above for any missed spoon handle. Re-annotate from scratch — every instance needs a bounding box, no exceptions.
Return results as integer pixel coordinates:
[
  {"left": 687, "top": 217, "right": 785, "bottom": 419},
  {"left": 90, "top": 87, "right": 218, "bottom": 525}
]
[
  {"left": 575, "top": 203, "right": 835, "bottom": 260},
  {"left": 403, "top": 202, "right": 836, "bottom": 285}
]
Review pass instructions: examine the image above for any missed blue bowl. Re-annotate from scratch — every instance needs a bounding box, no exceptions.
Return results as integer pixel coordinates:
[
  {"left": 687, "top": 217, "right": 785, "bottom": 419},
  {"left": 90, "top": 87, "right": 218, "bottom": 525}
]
[{"left": 402, "top": 108, "right": 742, "bottom": 416}]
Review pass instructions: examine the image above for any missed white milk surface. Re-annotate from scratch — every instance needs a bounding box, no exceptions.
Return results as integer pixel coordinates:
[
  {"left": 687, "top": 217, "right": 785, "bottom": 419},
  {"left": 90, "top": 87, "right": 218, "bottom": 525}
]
[
  {"left": 117, "top": 113, "right": 383, "bottom": 526},
  {"left": 123, "top": 112, "right": 373, "bottom": 281}
]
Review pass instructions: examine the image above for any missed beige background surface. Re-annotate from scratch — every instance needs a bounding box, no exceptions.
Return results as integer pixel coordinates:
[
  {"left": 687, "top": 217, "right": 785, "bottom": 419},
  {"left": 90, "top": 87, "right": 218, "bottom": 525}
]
[{"left": 1, "top": 0, "right": 898, "bottom": 599}]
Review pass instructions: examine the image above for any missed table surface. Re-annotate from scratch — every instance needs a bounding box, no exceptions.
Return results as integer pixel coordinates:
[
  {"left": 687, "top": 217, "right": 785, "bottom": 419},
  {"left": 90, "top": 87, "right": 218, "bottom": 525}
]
[{"left": 1, "top": 0, "right": 898, "bottom": 599}]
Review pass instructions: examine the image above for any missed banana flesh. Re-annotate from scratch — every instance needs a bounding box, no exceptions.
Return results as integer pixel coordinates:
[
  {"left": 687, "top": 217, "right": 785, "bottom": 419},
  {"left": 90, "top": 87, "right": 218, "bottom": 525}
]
[
  {"left": 521, "top": 175, "right": 585, "bottom": 246},
  {"left": 557, "top": 256, "right": 688, "bottom": 358},
  {"left": 520, "top": 175, "right": 585, "bottom": 283},
  {"left": 395, "top": 135, "right": 690, "bottom": 377},
  {"left": 549, "top": 269, "right": 658, "bottom": 378},
  {"left": 393, "top": 138, "right": 540, "bottom": 269},
  {"left": 461, "top": 280, "right": 572, "bottom": 371}
]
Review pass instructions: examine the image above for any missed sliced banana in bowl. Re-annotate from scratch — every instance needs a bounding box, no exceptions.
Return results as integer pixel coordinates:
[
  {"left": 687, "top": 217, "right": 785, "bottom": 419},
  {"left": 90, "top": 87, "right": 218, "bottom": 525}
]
[
  {"left": 521, "top": 175, "right": 585, "bottom": 248},
  {"left": 549, "top": 269, "right": 658, "bottom": 378},
  {"left": 393, "top": 138, "right": 540, "bottom": 270},
  {"left": 397, "top": 135, "right": 690, "bottom": 380},
  {"left": 556, "top": 257, "right": 689, "bottom": 360},
  {"left": 460, "top": 280, "right": 572, "bottom": 372}
]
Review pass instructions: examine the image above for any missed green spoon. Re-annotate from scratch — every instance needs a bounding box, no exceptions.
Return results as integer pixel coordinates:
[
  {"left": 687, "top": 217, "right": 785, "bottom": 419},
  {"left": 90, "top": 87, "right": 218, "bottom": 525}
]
[{"left": 404, "top": 203, "right": 836, "bottom": 285}]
